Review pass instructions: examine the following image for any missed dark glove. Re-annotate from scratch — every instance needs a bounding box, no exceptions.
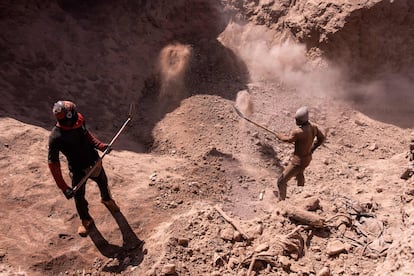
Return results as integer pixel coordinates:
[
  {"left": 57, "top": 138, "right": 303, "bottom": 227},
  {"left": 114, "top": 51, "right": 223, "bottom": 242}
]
[
  {"left": 63, "top": 188, "right": 74, "bottom": 199},
  {"left": 104, "top": 144, "right": 112, "bottom": 154}
]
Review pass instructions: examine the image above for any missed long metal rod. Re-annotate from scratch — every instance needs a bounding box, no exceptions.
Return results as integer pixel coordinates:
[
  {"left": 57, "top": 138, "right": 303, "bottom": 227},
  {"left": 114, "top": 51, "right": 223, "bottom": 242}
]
[
  {"left": 233, "top": 105, "right": 279, "bottom": 138},
  {"left": 102, "top": 117, "right": 131, "bottom": 157},
  {"left": 73, "top": 159, "right": 103, "bottom": 193},
  {"left": 73, "top": 104, "right": 134, "bottom": 193}
]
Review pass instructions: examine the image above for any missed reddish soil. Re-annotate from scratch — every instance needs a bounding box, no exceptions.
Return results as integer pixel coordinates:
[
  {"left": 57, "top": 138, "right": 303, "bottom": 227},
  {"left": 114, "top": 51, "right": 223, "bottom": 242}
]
[{"left": 0, "top": 1, "right": 413, "bottom": 275}]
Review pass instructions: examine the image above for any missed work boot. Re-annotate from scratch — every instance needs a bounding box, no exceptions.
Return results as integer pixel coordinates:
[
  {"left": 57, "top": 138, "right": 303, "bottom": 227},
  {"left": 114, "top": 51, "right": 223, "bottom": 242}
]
[
  {"left": 78, "top": 219, "right": 94, "bottom": 237},
  {"left": 101, "top": 198, "right": 120, "bottom": 213}
]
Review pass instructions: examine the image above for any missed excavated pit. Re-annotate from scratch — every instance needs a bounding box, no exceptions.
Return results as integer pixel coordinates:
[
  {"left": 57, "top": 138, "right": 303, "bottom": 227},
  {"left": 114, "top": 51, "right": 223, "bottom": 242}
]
[{"left": 0, "top": 1, "right": 414, "bottom": 275}]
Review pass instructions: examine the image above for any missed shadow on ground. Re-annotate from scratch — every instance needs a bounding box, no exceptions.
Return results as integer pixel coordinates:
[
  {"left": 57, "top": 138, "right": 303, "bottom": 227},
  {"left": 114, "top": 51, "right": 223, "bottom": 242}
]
[{"left": 89, "top": 211, "right": 145, "bottom": 273}]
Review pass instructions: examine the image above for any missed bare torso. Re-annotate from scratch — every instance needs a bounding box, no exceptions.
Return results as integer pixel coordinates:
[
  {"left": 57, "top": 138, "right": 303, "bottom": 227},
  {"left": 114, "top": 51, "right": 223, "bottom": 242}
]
[{"left": 277, "top": 122, "right": 325, "bottom": 167}]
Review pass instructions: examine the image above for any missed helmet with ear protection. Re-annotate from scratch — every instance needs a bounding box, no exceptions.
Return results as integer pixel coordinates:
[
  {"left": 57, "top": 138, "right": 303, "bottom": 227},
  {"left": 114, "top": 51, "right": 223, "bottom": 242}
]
[{"left": 53, "top": 100, "right": 77, "bottom": 121}]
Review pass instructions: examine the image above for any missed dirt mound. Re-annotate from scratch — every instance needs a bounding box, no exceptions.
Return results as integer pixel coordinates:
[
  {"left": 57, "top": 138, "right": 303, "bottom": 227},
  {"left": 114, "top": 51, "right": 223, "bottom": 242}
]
[{"left": 1, "top": 0, "right": 414, "bottom": 275}]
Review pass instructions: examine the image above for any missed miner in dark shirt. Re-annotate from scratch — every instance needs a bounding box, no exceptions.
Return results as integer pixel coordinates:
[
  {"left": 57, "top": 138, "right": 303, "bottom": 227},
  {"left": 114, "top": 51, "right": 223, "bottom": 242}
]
[{"left": 48, "top": 100, "right": 119, "bottom": 237}]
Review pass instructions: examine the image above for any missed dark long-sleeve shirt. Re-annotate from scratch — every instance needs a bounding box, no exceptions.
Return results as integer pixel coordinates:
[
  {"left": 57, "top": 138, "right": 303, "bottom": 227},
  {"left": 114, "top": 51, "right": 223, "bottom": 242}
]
[{"left": 48, "top": 113, "right": 105, "bottom": 190}]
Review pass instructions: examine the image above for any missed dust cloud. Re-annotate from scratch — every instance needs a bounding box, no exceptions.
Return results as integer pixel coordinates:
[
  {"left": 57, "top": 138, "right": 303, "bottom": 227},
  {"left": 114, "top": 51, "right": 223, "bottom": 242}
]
[
  {"left": 345, "top": 74, "right": 414, "bottom": 127},
  {"left": 235, "top": 90, "right": 254, "bottom": 117},
  {"left": 219, "top": 23, "right": 345, "bottom": 98},
  {"left": 157, "top": 43, "right": 192, "bottom": 104},
  {"left": 220, "top": 22, "right": 414, "bottom": 127}
]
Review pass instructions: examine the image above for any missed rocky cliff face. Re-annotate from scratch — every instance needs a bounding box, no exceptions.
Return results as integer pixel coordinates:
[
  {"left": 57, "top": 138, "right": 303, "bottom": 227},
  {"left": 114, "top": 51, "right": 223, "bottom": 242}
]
[
  {"left": 230, "top": 0, "right": 414, "bottom": 80},
  {"left": 1, "top": 0, "right": 412, "bottom": 126}
]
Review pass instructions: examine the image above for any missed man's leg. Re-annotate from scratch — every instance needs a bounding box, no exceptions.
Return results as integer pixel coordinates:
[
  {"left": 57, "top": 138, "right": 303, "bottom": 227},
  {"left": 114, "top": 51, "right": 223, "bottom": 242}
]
[
  {"left": 277, "top": 175, "right": 287, "bottom": 201},
  {"left": 277, "top": 163, "right": 300, "bottom": 200},
  {"left": 296, "top": 168, "right": 305, "bottom": 186},
  {"left": 91, "top": 167, "right": 111, "bottom": 200},
  {"left": 91, "top": 168, "right": 120, "bottom": 212},
  {"left": 72, "top": 173, "right": 92, "bottom": 220},
  {"left": 72, "top": 173, "right": 93, "bottom": 237}
]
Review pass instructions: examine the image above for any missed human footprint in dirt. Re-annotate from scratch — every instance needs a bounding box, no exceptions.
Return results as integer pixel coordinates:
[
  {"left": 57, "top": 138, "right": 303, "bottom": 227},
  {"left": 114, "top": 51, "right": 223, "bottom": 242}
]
[
  {"left": 48, "top": 100, "right": 120, "bottom": 237},
  {"left": 274, "top": 106, "right": 325, "bottom": 201}
]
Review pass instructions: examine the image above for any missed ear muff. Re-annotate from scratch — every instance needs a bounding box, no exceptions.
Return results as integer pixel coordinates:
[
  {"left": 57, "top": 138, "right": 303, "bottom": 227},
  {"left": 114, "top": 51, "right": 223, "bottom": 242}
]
[{"left": 65, "top": 109, "right": 73, "bottom": 119}]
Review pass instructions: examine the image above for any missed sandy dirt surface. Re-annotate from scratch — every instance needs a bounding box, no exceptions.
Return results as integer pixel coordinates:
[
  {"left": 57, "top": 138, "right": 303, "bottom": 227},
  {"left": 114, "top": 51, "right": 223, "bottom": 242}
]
[{"left": 1, "top": 1, "right": 414, "bottom": 275}]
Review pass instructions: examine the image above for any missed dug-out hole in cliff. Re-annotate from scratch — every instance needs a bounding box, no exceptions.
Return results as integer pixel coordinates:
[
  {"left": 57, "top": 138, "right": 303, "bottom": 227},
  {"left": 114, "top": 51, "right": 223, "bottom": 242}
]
[{"left": 319, "top": 0, "right": 414, "bottom": 127}]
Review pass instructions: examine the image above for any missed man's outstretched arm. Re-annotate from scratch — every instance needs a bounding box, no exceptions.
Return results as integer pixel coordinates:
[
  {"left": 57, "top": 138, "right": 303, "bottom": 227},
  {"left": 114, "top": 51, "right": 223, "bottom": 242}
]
[{"left": 276, "top": 131, "right": 297, "bottom": 143}]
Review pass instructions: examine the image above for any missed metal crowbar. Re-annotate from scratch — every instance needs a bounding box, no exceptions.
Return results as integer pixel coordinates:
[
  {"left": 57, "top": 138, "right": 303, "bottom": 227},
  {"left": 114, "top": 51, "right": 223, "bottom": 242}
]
[{"left": 233, "top": 105, "right": 280, "bottom": 139}]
